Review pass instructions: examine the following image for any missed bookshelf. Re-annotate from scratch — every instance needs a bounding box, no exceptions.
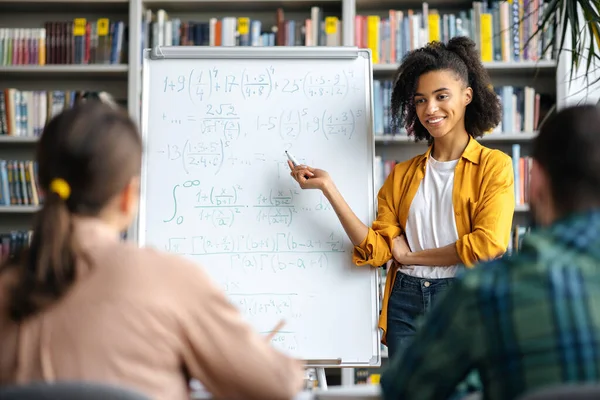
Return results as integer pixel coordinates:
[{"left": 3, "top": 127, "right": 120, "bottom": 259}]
[
  {"left": 0, "top": 64, "right": 129, "bottom": 76},
  {"left": 1, "top": 0, "right": 569, "bottom": 387},
  {"left": 375, "top": 131, "right": 539, "bottom": 143},
  {"left": 0, "top": 0, "right": 130, "bottom": 238},
  {"left": 0, "top": 136, "right": 39, "bottom": 144},
  {"left": 373, "top": 59, "right": 557, "bottom": 73}
]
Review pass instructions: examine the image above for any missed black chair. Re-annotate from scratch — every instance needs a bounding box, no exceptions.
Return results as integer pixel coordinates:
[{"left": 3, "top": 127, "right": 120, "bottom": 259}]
[
  {"left": 0, "top": 381, "right": 150, "bottom": 400},
  {"left": 518, "top": 384, "right": 600, "bottom": 400}
]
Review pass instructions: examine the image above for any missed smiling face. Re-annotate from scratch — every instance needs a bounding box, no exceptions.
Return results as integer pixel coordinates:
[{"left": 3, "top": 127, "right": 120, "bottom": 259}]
[{"left": 413, "top": 69, "right": 472, "bottom": 140}]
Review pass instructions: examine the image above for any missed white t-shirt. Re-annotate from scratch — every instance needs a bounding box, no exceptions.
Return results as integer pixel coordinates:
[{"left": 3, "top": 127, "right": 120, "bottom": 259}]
[{"left": 402, "top": 156, "right": 460, "bottom": 279}]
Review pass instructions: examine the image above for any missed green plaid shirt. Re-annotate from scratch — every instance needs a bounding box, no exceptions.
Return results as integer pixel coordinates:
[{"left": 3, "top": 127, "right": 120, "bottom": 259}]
[{"left": 381, "top": 209, "right": 600, "bottom": 400}]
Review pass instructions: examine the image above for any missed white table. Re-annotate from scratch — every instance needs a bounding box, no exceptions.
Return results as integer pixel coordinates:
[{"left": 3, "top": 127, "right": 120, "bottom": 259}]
[{"left": 191, "top": 385, "right": 381, "bottom": 400}]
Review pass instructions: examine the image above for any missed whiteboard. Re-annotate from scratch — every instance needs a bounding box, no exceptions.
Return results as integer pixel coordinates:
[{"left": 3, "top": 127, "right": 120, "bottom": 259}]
[{"left": 138, "top": 46, "right": 380, "bottom": 367}]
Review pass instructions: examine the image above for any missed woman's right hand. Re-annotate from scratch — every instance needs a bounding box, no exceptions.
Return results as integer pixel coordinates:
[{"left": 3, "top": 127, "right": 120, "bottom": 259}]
[{"left": 287, "top": 160, "right": 332, "bottom": 191}]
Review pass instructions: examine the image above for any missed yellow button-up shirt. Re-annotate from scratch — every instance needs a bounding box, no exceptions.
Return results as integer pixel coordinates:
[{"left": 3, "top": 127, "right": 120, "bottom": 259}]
[{"left": 353, "top": 137, "right": 515, "bottom": 344}]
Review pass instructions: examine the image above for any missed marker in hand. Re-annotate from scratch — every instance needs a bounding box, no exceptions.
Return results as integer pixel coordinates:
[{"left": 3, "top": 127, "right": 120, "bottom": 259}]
[
  {"left": 285, "top": 150, "right": 300, "bottom": 168},
  {"left": 286, "top": 150, "right": 311, "bottom": 180}
]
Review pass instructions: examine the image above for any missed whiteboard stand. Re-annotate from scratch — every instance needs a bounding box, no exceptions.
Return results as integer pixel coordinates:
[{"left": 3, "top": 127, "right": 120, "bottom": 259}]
[
  {"left": 304, "top": 367, "right": 327, "bottom": 390},
  {"left": 139, "top": 45, "right": 381, "bottom": 374},
  {"left": 317, "top": 368, "right": 328, "bottom": 390}
]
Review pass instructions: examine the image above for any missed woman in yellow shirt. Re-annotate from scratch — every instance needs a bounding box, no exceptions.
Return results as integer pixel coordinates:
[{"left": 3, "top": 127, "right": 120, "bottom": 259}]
[{"left": 289, "top": 37, "right": 515, "bottom": 358}]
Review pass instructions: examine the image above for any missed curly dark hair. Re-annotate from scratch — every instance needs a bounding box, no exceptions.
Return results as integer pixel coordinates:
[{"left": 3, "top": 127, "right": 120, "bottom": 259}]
[{"left": 390, "top": 36, "right": 502, "bottom": 143}]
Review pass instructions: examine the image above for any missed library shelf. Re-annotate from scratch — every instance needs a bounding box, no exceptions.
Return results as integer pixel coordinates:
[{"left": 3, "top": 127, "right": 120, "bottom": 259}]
[
  {"left": 0, "top": 137, "right": 39, "bottom": 144},
  {"left": 0, "top": 206, "right": 41, "bottom": 213},
  {"left": 515, "top": 204, "right": 530, "bottom": 212},
  {"left": 357, "top": 0, "right": 472, "bottom": 8},
  {"left": 141, "top": 0, "right": 341, "bottom": 12},
  {"left": 373, "top": 60, "right": 557, "bottom": 74},
  {"left": 0, "top": 65, "right": 129, "bottom": 78},
  {"left": 374, "top": 132, "right": 538, "bottom": 144},
  {"left": 0, "top": 0, "right": 128, "bottom": 12}
]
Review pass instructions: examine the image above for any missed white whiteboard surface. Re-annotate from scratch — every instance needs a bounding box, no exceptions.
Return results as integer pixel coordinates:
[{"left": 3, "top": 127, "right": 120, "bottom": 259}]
[{"left": 139, "top": 47, "right": 379, "bottom": 366}]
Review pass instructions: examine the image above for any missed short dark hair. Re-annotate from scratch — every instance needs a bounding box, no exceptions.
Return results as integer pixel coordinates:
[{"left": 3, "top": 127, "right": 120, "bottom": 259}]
[
  {"left": 533, "top": 104, "right": 600, "bottom": 216},
  {"left": 3, "top": 102, "right": 142, "bottom": 322},
  {"left": 390, "top": 36, "right": 502, "bottom": 143}
]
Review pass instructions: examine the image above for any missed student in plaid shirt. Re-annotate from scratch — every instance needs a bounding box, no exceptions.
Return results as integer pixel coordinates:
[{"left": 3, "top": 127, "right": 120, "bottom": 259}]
[{"left": 381, "top": 104, "right": 600, "bottom": 400}]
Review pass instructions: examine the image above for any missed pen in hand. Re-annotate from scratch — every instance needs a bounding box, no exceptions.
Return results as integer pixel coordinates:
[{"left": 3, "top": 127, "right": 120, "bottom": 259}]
[
  {"left": 265, "top": 319, "right": 286, "bottom": 342},
  {"left": 286, "top": 151, "right": 311, "bottom": 180}
]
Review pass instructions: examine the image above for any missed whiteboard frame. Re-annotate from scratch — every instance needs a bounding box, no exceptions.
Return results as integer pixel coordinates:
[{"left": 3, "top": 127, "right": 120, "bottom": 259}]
[{"left": 137, "top": 46, "right": 380, "bottom": 368}]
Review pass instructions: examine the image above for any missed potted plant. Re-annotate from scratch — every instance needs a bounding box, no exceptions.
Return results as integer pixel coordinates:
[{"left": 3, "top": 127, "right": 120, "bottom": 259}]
[{"left": 525, "top": 0, "right": 600, "bottom": 106}]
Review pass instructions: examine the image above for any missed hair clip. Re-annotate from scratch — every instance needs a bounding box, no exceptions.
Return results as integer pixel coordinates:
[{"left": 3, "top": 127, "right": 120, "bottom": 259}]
[{"left": 49, "top": 178, "right": 71, "bottom": 200}]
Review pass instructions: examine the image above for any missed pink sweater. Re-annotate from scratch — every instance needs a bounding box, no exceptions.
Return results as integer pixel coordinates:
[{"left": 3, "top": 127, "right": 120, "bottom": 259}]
[{"left": 0, "top": 218, "right": 304, "bottom": 399}]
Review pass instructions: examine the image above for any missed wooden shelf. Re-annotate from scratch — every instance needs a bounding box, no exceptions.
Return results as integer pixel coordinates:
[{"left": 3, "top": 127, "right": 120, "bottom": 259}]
[
  {"left": 373, "top": 60, "right": 556, "bottom": 74},
  {"left": 0, "top": 205, "right": 41, "bottom": 213},
  {"left": 375, "top": 132, "right": 538, "bottom": 144},
  {"left": 0, "top": 65, "right": 129, "bottom": 79},
  {"left": 0, "top": 136, "right": 39, "bottom": 144}
]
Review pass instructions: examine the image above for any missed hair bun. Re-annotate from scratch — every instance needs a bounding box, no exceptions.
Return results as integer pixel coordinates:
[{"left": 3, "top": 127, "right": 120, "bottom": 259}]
[{"left": 446, "top": 36, "right": 480, "bottom": 69}]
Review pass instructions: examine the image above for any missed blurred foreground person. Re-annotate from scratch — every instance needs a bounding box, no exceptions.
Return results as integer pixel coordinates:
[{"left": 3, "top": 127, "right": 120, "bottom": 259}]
[
  {"left": 0, "top": 102, "right": 304, "bottom": 400},
  {"left": 380, "top": 104, "right": 600, "bottom": 400}
]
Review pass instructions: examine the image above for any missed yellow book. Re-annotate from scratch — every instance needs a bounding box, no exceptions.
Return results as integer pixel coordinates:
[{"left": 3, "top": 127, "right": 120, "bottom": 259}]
[
  {"left": 480, "top": 13, "right": 493, "bottom": 62},
  {"left": 518, "top": 0, "right": 524, "bottom": 59},
  {"left": 39, "top": 29, "right": 45, "bottom": 66},
  {"left": 325, "top": 16, "right": 338, "bottom": 35},
  {"left": 366, "top": 15, "right": 380, "bottom": 64},
  {"left": 428, "top": 13, "right": 440, "bottom": 42},
  {"left": 237, "top": 17, "right": 249, "bottom": 36}
]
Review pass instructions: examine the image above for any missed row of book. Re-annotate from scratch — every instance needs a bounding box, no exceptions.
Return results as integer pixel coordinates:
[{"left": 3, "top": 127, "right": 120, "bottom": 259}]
[
  {"left": 143, "top": 7, "right": 340, "bottom": 50},
  {"left": 355, "top": 368, "right": 381, "bottom": 384},
  {"left": 0, "top": 20, "right": 127, "bottom": 66},
  {"left": 373, "top": 80, "right": 551, "bottom": 136},
  {"left": 1, "top": 6, "right": 552, "bottom": 66},
  {"left": 0, "top": 160, "right": 42, "bottom": 206},
  {"left": 0, "top": 230, "right": 32, "bottom": 263},
  {"left": 361, "top": 0, "right": 553, "bottom": 65},
  {"left": 143, "top": 0, "right": 552, "bottom": 63},
  {"left": 0, "top": 90, "right": 116, "bottom": 137}
]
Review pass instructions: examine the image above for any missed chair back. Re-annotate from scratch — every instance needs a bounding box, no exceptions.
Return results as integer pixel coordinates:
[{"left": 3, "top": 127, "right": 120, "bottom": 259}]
[
  {"left": 519, "top": 384, "right": 600, "bottom": 400},
  {"left": 0, "top": 381, "right": 150, "bottom": 400}
]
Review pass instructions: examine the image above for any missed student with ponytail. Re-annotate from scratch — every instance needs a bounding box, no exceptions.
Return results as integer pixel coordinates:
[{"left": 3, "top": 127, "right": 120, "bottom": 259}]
[
  {"left": 289, "top": 36, "right": 515, "bottom": 358},
  {"left": 0, "top": 102, "right": 304, "bottom": 400}
]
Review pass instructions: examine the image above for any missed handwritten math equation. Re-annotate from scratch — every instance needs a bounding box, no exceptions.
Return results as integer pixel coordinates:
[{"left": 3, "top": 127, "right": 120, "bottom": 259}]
[
  {"left": 230, "top": 293, "right": 299, "bottom": 318},
  {"left": 229, "top": 292, "right": 304, "bottom": 352},
  {"left": 256, "top": 108, "right": 362, "bottom": 141},
  {"left": 163, "top": 231, "right": 346, "bottom": 256},
  {"left": 156, "top": 105, "right": 362, "bottom": 176},
  {"left": 161, "top": 66, "right": 362, "bottom": 103},
  {"left": 163, "top": 180, "right": 332, "bottom": 228},
  {"left": 161, "top": 106, "right": 363, "bottom": 141},
  {"left": 229, "top": 252, "right": 330, "bottom": 274}
]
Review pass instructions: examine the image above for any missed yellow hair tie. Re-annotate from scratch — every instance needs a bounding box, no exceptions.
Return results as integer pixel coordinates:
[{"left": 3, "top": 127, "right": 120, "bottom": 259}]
[{"left": 49, "top": 178, "right": 71, "bottom": 200}]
